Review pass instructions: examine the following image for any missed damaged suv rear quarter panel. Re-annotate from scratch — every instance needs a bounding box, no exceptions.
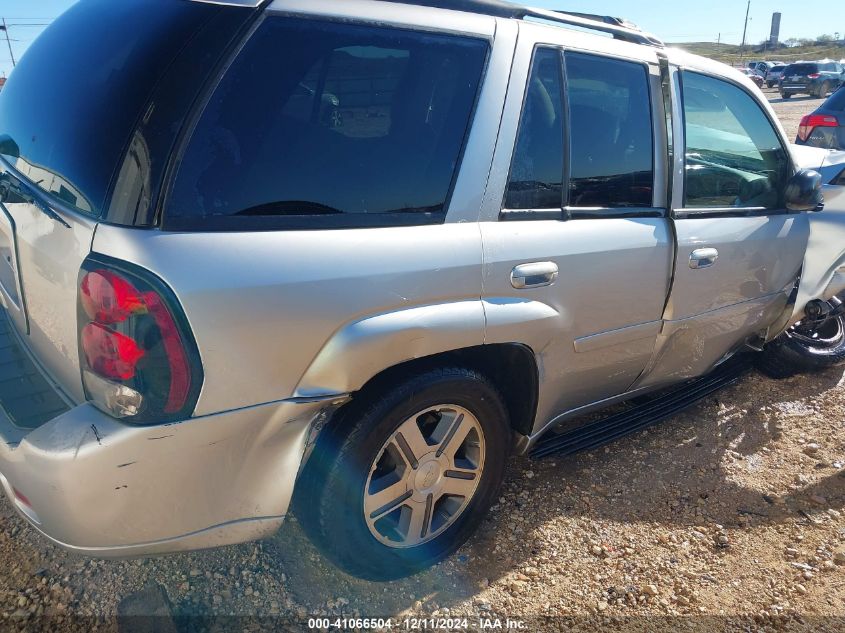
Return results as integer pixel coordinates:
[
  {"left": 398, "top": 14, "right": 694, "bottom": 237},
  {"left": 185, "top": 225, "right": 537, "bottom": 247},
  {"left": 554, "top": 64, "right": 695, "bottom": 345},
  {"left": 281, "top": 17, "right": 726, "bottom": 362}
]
[{"left": 90, "top": 223, "right": 486, "bottom": 415}]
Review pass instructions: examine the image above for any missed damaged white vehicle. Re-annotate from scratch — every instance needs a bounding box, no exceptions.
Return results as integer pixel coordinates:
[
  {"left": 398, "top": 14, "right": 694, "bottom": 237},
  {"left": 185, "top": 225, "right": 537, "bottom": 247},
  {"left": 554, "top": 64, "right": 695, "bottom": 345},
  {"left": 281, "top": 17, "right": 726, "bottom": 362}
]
[{"left": 763, "top": 146, "right": 845, "bottom": 378}]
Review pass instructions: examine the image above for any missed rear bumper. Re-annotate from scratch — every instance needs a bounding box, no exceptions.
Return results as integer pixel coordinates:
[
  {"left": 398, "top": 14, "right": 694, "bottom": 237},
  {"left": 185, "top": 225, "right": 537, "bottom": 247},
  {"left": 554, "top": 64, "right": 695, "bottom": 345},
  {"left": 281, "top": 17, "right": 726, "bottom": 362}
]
[{"left": 0, "top": 395, "right": 343, "bottom": 556}]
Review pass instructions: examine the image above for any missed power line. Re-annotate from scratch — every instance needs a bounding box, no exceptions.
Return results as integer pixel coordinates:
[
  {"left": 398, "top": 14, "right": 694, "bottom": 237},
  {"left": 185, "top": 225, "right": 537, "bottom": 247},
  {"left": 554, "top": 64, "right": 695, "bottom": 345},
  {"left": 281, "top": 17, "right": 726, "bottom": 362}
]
[{"left": 1, "top": 18, "right": 15, "bottom": 67}]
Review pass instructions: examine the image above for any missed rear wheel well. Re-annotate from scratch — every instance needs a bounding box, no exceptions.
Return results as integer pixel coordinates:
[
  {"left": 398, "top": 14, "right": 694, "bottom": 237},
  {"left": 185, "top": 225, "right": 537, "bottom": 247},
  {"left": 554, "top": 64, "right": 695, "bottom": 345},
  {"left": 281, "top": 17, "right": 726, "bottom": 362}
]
[{"left": 349, "top": 344, "right": 539, "bottom": 438}]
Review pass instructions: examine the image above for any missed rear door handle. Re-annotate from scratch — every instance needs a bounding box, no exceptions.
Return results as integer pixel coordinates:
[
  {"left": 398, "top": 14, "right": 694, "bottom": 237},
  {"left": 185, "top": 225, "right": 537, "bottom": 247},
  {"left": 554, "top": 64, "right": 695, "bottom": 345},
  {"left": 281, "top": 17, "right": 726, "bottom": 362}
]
[
  {"left": 510, "top": 262, "right": 559, "bottom": 289},
  {"left": 689, "top": 248, "right": 718, "bottom": 269}
]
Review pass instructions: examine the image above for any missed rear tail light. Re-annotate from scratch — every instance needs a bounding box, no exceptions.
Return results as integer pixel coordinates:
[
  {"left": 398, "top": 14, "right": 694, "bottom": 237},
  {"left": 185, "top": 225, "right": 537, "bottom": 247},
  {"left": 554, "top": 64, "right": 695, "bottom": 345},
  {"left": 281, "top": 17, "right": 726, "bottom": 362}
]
[
  {"left": 77, "top": 256, "right": 203, "bottom": 422},
  {"left": 808, "top": 73, "right": 821, "bottom": 79},
  {"left": 798, "top": 114, "right": 840, "bottom": 142}
]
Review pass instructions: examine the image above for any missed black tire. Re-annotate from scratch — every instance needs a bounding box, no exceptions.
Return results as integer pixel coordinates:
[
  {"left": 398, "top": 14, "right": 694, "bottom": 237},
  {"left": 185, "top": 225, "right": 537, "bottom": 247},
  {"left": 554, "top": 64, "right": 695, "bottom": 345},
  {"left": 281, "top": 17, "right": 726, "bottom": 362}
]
[
  {"left": 756, "top": 315, "right": 845, "bottom": 378},
  {"left": 767, "top": 81, "right": 775, "bottom": 88},
  {"left": 781, "top": 91, "right": 792, "bottom": 99},
  {"left": 294, "top": 366, "right": 510, "bottom": 580},
  {"left": 816, "top": 82, "right": 830, "bottom": 99}
]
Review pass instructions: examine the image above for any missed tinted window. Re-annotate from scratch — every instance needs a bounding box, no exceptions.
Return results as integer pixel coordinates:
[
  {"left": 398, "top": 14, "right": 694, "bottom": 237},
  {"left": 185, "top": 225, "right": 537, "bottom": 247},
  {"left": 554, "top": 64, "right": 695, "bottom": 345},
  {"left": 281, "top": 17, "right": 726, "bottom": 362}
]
[
  {"left": 504, "top": 48, "right": 564, "bottom": 210},
  {"left": 167, "top": 18, "right": 487, "bottom": 227},
  {"left": 785, "top": 64, "right": 818, "bottom": 76},
  {"left": 566, "top": 53, "right": 654, "bottom": 208},
  {"left": 0, "top": 0, "right": 222, "bottom": 216},
  {"left": 827, "top": 87, "right": 845, "bottom": 111},
  {"left": 682, "top": 72, "right": 789, "bottom": 209}
]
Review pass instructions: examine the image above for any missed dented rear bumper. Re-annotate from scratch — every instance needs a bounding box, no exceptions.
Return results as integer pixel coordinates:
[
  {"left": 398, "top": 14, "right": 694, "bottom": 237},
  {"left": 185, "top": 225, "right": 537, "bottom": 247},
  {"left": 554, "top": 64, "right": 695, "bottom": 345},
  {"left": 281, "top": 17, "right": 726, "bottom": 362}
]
[{"left": 0, "top": 396, "right": 341, "bottom": 556}]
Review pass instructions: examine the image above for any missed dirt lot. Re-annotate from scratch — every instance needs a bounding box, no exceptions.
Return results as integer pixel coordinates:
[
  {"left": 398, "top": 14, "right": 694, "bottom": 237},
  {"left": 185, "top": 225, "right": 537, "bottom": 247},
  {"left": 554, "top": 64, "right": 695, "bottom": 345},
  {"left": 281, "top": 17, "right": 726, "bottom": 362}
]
[
  {"left": 2, "top": 94, "right": 844, "bottom": 633},
  {"left": 765, "top": 87, "right": 821, "bottom": 141}
]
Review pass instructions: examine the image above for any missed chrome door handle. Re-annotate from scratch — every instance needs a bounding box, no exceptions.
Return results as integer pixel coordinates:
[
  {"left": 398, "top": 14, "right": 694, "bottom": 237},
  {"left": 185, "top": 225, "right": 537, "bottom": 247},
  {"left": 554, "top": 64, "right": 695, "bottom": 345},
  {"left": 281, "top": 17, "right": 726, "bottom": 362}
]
[
  {"left": 510, "top": 262, "right": 559, "bottom": 289},
  {"left": 689, "top": 247, "right": 718, "bottom": 269}
]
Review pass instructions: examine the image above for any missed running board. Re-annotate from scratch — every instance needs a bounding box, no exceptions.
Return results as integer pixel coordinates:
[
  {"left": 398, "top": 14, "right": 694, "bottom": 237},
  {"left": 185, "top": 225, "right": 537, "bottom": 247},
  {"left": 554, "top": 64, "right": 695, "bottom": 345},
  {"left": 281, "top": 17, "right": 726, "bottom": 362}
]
[{"left": 529, "top": 356, "right": 752, "bottom": 459}]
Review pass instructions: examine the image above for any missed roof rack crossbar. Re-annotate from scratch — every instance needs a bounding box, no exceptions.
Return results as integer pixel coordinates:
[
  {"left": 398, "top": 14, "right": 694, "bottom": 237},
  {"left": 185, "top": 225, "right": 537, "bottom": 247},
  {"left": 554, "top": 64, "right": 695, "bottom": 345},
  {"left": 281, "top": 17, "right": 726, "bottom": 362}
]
[{"left": 374, "top": 1, "right": 664, "bottom": 47}]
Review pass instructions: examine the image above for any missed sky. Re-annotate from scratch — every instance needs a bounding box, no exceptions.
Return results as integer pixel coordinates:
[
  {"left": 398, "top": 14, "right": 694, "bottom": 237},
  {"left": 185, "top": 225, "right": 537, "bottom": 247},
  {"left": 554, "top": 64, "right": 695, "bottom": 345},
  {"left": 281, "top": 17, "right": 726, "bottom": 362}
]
[{"left": 1, "top": 0, "right": 844, "bottom": 79}]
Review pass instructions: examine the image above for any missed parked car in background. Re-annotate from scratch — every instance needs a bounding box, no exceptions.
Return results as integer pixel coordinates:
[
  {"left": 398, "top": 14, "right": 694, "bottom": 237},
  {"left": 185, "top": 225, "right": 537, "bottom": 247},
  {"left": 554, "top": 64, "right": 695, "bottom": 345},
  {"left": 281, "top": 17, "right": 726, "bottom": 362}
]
[
  {"left": 795, "top": 87, "right": 845, "bottom": 150},
  {"left": 757, "top": 61, "right": 775, "bottom": 77},
  {"left": 746, "top": 61, "right": 774, "bottom": 78},
  {"left": 0, "top": 0, "right": 841, "bottom": 581},
  {"left": 740, "top": 67, "right": 765, "bottom": 88},
  {"left": 766, "top": 64, "right": 787, "bottom": 88},
  {"left": 780, "top": 61, "right": 844, "bottom": 99}
]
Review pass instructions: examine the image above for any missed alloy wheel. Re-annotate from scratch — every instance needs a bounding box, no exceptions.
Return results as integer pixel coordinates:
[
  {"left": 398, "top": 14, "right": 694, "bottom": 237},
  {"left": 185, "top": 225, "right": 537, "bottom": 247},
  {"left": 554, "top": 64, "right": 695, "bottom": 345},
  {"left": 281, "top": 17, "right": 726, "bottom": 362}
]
[
  {"left": 363, "top": 405, "right": 485, "bottom": 548},
  {"left": 787, "top": 315, "right": 845, "bottom": 350}
]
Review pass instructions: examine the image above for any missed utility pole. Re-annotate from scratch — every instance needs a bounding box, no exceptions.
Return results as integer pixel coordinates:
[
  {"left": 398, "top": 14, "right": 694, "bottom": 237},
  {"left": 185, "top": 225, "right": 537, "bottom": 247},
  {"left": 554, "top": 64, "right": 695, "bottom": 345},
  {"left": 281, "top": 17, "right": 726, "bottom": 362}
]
[
  {"left": 739, "top": 0, "right": 751, "bottom": 65},
  {"left": 0, "top": 18, "right": 15, "bottom": 68}
]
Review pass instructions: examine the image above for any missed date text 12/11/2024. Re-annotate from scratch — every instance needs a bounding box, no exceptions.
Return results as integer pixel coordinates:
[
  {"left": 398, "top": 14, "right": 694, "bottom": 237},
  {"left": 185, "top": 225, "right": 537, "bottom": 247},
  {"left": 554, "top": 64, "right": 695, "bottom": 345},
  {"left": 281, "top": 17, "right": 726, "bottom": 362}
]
[{"left": 308, "top": 617, "right": 528, "bottom": 630}]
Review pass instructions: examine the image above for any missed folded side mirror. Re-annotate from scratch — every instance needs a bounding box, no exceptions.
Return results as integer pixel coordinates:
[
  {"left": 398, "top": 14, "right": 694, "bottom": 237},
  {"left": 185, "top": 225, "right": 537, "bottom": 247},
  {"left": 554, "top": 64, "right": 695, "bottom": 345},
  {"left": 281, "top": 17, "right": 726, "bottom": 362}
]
[{"left": 785, "top": 168, "right": 823, "bottom": 212}]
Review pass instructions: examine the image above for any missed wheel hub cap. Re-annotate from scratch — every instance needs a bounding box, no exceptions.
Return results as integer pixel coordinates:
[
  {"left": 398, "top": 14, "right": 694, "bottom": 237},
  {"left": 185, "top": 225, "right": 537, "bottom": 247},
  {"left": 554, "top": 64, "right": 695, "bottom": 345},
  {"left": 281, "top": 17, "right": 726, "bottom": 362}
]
[
  {"left": 363, "top": 404, "right": 485, "bottom": 549},
  {"left": 413, "top": 458, "right": 443, "bottom": 494}
]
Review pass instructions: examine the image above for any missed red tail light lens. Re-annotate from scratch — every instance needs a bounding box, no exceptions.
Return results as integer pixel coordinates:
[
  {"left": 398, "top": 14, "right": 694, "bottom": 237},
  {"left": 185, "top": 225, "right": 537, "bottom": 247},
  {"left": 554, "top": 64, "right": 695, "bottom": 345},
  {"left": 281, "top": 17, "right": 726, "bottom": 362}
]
[
  {"left": 80, "top": 269, "right": 146, "bottom": 324},
  {"left": 808, "top": 73, "right": 821, "bottom": 79},
  {"left": 78, "top": 256, "right": 203, "bottom": 422},
  {"left": 81, "top": 323, "right": 145, "bottom": 380},
  {"left": 798, "top": 114, "right": 840, "bottom": 142}
]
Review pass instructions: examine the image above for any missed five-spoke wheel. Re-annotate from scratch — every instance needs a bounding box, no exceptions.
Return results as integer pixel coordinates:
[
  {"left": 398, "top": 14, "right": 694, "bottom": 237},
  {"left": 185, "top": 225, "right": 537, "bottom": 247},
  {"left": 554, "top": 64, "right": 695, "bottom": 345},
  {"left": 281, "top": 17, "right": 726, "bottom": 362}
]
[
  {"left": 364, "top": 405, "right": 485, "bottom": 548},
  {"left": 294, "top": 367, "right": 510, "bottom": 580}
]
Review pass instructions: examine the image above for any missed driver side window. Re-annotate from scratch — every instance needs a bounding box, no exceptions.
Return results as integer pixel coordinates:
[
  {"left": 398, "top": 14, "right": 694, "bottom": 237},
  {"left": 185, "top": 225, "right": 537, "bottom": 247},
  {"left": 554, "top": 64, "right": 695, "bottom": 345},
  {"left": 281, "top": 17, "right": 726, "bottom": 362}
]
[{"left": 682, "top": 71, "right": 789, "bottom": 210}]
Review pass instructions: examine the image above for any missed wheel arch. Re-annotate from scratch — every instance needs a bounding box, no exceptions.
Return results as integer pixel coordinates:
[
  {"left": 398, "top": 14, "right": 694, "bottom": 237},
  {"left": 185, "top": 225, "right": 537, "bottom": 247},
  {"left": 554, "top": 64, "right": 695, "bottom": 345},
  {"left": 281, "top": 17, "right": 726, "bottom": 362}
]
[
  {"left": 301, "top": 342, "right": 540, "bottom": 456},
  {"left": 350, "top": 343, "right": 540, "bottom": 439}
]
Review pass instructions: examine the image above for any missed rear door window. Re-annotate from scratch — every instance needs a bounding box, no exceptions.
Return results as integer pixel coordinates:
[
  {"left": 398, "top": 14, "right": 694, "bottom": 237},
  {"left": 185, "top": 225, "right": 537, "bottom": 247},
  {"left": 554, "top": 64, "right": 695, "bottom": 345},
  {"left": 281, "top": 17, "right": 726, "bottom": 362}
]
[
  {"left": 565, "top": 53, "right": 654, "bottom": 208},
  {"left": 166, "top": 17, "right": 488, "bottom": 229}
]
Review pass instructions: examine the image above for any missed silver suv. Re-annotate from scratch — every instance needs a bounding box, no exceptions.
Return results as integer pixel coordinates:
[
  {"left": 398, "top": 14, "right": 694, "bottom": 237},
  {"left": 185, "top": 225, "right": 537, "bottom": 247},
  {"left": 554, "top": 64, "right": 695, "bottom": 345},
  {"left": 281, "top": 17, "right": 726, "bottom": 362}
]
[{"left": 0, "top": 0, "right": 841, "bottom": 580}]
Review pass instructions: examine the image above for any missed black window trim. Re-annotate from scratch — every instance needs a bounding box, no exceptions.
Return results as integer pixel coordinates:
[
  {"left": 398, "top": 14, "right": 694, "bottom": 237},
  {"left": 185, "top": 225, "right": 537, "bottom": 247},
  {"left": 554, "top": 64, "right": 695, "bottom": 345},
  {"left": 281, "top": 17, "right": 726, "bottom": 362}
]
[
  {"left": 499, "top": 44, "right": 567, "bottom": 222},
  {"left": 499, "top": 45, "right": 662, "bottom": 221},
  {"left": 158, "top": 12, "right": 492, "bottom": 232},
  {"left": 675, "top": 68, "right": 796, "bottom": 219}
]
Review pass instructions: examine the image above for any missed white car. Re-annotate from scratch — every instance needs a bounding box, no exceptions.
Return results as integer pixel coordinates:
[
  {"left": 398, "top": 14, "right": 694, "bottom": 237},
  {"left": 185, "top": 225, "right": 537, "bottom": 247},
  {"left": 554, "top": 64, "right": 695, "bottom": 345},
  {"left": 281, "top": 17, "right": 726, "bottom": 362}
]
[{"left": 791, "top": 146, "right": 845, "bottom": 317}]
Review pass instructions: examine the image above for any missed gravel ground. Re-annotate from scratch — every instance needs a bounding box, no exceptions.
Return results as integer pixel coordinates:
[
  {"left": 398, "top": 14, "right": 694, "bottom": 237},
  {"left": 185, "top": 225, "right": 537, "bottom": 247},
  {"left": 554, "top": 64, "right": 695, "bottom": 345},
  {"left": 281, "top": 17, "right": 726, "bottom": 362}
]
[
  {"left": 765, "top": 86, "right": 819, "bottom": 141},
  {"left": 2, "top": 94, "right": 844, "bottom": 633}
]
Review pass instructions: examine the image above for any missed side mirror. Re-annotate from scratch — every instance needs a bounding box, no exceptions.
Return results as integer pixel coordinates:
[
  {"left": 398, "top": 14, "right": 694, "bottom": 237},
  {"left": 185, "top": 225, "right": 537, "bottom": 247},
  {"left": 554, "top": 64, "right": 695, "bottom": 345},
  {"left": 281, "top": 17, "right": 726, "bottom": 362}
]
[{"left": 785, "top": 168, "right": 823, "bottom": 212}]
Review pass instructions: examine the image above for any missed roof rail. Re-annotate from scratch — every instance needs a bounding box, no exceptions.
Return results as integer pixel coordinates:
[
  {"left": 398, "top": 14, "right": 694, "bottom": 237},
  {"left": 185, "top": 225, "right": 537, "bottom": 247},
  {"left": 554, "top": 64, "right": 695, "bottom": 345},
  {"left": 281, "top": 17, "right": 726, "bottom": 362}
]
[
  {"left": 555, "top": 11, "right": 641, "bottom": 32},
  {"left": 375, "top": 1, "right": 664, "bottom": 47}
]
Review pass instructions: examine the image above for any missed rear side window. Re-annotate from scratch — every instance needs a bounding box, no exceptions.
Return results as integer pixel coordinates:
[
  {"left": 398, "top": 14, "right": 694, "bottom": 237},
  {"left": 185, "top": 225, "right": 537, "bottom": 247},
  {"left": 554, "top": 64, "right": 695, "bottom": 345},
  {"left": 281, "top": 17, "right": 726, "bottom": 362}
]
[
  {"left": 504, "top": 48, "right": 564, "bottom": 210},
  {"left": 0, "top": 0, "right": 222, "bottom": 217},
  {"left": 682, "top": 71, "right": 789, "bottom": 209},
  {"left": 565, "top": 53, "right": 654, "bottom": 208},
  {"left": 827, "top": 87, "right": 845, "bottom": 111},
  {"left": 166, "top": 18, "right": 488, "bottom": 229}
]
